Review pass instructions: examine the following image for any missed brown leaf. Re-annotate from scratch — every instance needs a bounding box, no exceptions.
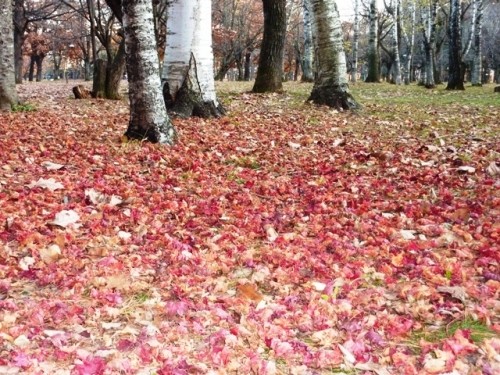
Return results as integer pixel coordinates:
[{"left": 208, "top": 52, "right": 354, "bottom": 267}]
[{"left": 237, "top": 283, "right": 263, "bottom": 302}]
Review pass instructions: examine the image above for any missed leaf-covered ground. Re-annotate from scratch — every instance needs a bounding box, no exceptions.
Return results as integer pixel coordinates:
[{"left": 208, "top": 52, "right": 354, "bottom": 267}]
[{"left": 0, "top": 81, "right": 499, "bottom": 374}]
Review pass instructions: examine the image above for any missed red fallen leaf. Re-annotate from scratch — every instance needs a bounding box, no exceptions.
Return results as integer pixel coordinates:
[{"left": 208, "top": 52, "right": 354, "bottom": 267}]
[
  {"left": 165, "top": 300, "right": 190, "bottom": 316},
  {"left": 116, "top": 338, "right": 136, "bottom": 351},
  {"left": 74, "top": 356, "right": 107, "bottom": 375}
]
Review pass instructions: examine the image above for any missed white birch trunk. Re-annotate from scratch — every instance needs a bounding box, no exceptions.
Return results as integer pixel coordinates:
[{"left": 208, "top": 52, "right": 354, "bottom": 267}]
[
  {"left": 422, "top": 0, "right": 437, "bottom": 88},
  {"left": 401, "top": 0, "right": 415, "bottom": 84},
  {"left": 463, "top": 0, "right": 477, "bottom": 58},
  {"left": 302, "top": 0, "right": 314, "bottom": 82},
  {"left": 162, "top": 0, "right": 222, "bottom": 116},
  {"left": 366, "top": 0, "right": 380, "bottom": 82},
  {"left": 122, "top": 0, "right": 176, "bottom": 144},
  {"left": 0, "top": 0, "right": 18, "bottom": 111},
  {"left": 308, "top": 0, "right": 358, "bottom": 110},
  {"left": 351, "top": 0, "right": 360, "bottom": 83},
  {"left": 471, "top": 0, "right": 483, "bottom": 86},
  {"left": 390, "top": 0, "right": 402, "bottom": 84}
]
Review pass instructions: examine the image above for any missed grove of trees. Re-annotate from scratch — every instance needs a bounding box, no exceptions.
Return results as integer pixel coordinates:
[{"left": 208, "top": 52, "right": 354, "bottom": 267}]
[{"left": 1, "top": 0, "right": 500, "bottom": 126}]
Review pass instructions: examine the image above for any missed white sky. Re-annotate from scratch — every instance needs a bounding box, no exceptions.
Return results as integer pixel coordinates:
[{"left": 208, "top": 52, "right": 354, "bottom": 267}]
[{"left": 336, "top": 0, "right": 381, "bottom": 20}]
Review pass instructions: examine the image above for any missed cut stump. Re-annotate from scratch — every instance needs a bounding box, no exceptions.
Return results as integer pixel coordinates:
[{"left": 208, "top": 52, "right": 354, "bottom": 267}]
[{"left": 72, "top": 85, "right": 93, "bottom": 99}]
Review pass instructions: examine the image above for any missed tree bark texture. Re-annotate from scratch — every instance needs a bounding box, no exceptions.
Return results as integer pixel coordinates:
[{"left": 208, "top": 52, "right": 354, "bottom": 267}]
[
  {"left": 471, "top": 0, "right": 483, "bottom": 86},
  {"left": 122, "top": 0, "right": 176, "bottom": 144},
  {"left": 365, "top": 0, "right": 380, "bottom": 82},
  {"left": 252, "top": 0, "right": 287, "bottom": 93},
  {"left": 302, "top": 0, "right": 314, "bottom": 82},
  {"left": 105, "top": 39, "right": 126, "bottom": 99},
  {"left": 308, "top": 0, "right": 359, "bottom": 110},
  {"left": 0, "top": 0, "right": 18, "bottom": 110},
  {"left": 13, "top": 0, "right": 25, "bottom": 84},
  {"left": 446, "top": 0, "right": 464, "bottom": 90},
  {"left": 422, "top": 0, "right": 437, "bottom": 88},
  {"left": 162, "top": 0, "right": 224, "bottom": 117},
  {"left": 351, "top": 0, "right": 360, "bottom": 83}
]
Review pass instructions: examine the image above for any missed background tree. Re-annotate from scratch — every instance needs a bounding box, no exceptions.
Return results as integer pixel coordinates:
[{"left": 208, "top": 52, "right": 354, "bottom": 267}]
[
  {"left": 365, "top": 0, "right": 380, "bottom": 82},
  {"left": 121, "top": 0, "right": 175, "bottom": 144},
  {"left": 301, "top": 0, "right": 315, "bottom": 82},
  {"left": 351, "top": 0, "right": 360, "bottom": 83},
  {"left": 162, "top": 0, "right": 224, "bottom": 117},
  {"left": 447, "top": 0, "right": 464, "bottom": 89},
  {"left": 421, "top": 0, "right": 438, "bottom": 88},
  {"left": 470, "top": 0, "right": 483, "bottom": 86},
  {"left": 13, "top": 0, "right": 63, "bottom": 84},
  {"left": 252, "top": 0, "right": 287, "bottom": 93},
  {"left": 213, "top": 0, "right": 263, "bottom": 81},
  {"left": 0, "top": 0, "right": 18, "bottom": 110},
  {"left": 385, "top": 0, "right": 402, "bottom": 84},
  {"left": 308, "top": 0, "right": 359, "bottom": 110}
]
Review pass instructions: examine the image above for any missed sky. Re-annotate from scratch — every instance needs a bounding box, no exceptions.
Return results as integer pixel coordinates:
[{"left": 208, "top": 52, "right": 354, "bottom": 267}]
[{"left": 337, "top": 0, "right": 355, "bottom": 19}]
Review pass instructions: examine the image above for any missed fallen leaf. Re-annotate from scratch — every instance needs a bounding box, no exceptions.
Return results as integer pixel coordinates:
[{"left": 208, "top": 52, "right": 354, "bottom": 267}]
[
  {"left": 41, "top": 161, "right": 65, "bottom": 170},
  {"left": 28, "top": 178, "right": 64, "bottom": 191},
  {"left": 237, "top": 283, "right": 263, "bottom": 302},
  {"left": 49, "top": 210, "right": 80, "bottom": 228}
]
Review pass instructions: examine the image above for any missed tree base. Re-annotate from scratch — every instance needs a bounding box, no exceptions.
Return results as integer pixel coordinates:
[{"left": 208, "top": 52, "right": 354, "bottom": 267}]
[
  {"left": 308, "top": 84, "right": 360, "bottom": 110},
  {"left": 163, "top": 54, "right": 225, "bottom": 118},
  {"left": 72, "top": 85, "right": 93, "bottom": 99},
  {"left": 124, "top": 120, "right": 177, "bottom": 145}
]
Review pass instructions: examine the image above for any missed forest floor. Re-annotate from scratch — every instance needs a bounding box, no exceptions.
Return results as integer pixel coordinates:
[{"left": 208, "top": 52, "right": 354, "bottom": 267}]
[{"left": 0, "top": 80, "right": 499, "bottom": 374}]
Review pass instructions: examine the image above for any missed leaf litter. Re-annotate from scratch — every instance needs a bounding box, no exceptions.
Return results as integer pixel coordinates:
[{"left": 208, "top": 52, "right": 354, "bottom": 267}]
[{"left": 0, "top": 81, "right": 498, "bottom": 374}]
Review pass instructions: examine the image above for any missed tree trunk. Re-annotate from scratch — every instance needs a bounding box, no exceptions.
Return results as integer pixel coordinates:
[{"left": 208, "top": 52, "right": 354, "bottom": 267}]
[
  {"left": 252, "top": 0, "right": 286, "bottom": 93},
  {"left": 13, "top": 0, "right": 25, "bottom": 84},
  {"left": 351, "top": 0, "right": 360, "bottom": 83},
  {"left": 29, "top": 55, "right": 35, "bottom": 82},
  {"left": 162, "top": 0, "right": 224, "bottom": 117},
  {"left": 35, "top": 55, "right": 43, "bottom": 82},
  {"left": 401, "top": 0, "right": 415, "bottom": 84},
  {"left": 302, "top": 0, "right": 314, "bottom": 82},
  {"left": 0, "top": 0, "right": 18, "bottom": 110},
  {"left": 308, "top": 0, "right": 359, "bottom": 110},
  {"left": 92, "top": 59, "right": 107, "bottom": 98},
  {"left": 365, "top": 0, "right": 380, "bottom": 82},
  {"left": 422, "top": 0, "right": 437, "bottom": 88},
  {"left": 471, "top": 0, "right": 483, "bottom": 87},
  {"left": 105, "top": 39, "right": 126, "bottom": 99},
  {"left": 446, "top": 0, "right": 464, "bottom": 90},
  {"left": 122, "top": 0, "right": 176, "bottom": 144},
  {"left": 244, "top": 51, "right": 252, "bottom": 81},
  {"left": 389, "top": 0, "right": 401, "bottom": 85}
]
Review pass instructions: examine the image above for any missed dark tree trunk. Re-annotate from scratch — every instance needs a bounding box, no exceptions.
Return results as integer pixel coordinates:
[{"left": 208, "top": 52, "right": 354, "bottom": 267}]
[
  {"left": 28, "top": 56, "right": 35, "bottom": 82},
  {"left": 13, "top": 0, "right": 25, "bottom": 84},
  {"left": 446, "top": 0, "right": 464, "bottom": 90},
  {"left": 105, "top": 39, "right": 126, "bottom": 99},
  {"left": 92, "top": 59, "right": 107, "bottom": 98},
  {"left": 244, "top": 52, "right": 251, "bottom": 81},
  {"left": 35, "top": 55, "right": 43, "bottom": 82},
  {"left": 365, "top": 0, "right": 380, "bottom": 82},
  {"left": 252, "top": 0, "right": 286, "bottom": 93}
]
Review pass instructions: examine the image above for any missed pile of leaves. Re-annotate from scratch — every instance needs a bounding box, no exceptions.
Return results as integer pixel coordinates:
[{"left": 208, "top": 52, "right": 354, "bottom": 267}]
[{"left": 0, "top": 81, "right": 498, "bottom": 374}]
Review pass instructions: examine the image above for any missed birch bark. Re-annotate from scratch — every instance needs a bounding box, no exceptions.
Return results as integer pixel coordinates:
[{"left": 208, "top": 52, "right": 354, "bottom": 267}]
[
  {"left": 365, "top": 0, "right": 380, "bottom": 82},
  {"left": 162, "top": 0, "right": 224, "bottom": 117},
  {"left": 351, "top": 0, "right": 360, "bottom": 83},
  {"left": 308, "top": 0, "right": 359, "bottom": 110},
  {"left": 0, "top": 0, "right": 18, "bottom": 111},
  {"left": 302, "top": 0, "right": 314, "bottom": 82},
  {"left": 122, "top": 0, "right": 176, "bottom": 144},
  {"left": 421, "top": 0, "right": 437, "bottom": 88},
  {"left": 471, "top": 0, "right": 483, "bottom": 86}
]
